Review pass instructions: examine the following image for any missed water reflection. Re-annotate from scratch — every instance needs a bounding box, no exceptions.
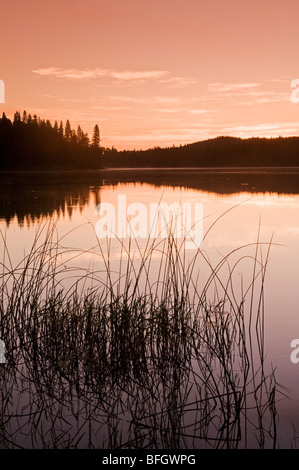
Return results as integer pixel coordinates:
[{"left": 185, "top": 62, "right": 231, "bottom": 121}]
[
  {"left": 0, "top": 227, "right": 279, "bottom": 449},
  {"left": 0, "top": 171, "right": 102, "bottom": 226},
  {"left": 1, "top": 169, "right": 299, "bottom": 448},
  {"left": 1, "top": 168, "right": 299, "bottom": 225}
]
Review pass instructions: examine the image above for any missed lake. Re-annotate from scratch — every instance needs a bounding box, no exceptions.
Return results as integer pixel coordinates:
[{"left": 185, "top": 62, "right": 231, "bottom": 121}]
[{"left": 1, "top": 168, "right": 299, "bottom": 449}]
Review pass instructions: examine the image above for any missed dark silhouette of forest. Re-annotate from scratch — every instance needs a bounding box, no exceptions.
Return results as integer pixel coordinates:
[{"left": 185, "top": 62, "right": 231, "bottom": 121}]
[
  {"left": 102, "top": 136, "right": 299, "bottom": 168},
  {"left": 2, "top": 111, "right": 299, "bottom": 169},
  {"left": 0, "top": 111, "right": 102, "bottom": 169}
]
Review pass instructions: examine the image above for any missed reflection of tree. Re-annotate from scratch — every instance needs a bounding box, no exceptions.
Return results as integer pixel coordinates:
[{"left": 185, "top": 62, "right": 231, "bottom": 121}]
[
  {"left": 97, "top": 168, "right": 299, "bottom": 196},
  {"left": 0, "top": 171, "right": 102, "bottom": 226},
  {"left": 1, "top": 168, "right": 299, "bottom": 226}
]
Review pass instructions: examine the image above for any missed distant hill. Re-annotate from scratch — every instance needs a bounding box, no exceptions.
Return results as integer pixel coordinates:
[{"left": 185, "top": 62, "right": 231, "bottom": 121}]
[{"left": 102, "top": 136, "right": 299, "bottom": 168}]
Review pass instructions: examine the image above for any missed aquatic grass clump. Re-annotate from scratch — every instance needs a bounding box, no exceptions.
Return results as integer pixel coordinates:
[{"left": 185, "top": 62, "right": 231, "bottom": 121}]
[{"left": 0, "top": 219, "right": 284, "bottom": 448}]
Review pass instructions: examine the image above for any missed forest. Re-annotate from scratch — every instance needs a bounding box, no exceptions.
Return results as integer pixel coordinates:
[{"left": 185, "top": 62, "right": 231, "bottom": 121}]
[
  {"left": 0, "top": 111, "right": 101, "bottom": 169},
  {"left": 1, "top": 111, "right": 299, "bottom": 169},
  {"left": 103, "top": 136, "right": 299, "bottom": 168}
]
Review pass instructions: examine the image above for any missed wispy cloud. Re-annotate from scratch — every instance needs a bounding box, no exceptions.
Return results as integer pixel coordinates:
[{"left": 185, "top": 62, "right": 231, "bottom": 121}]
[
  {"left": 267, "top": 77, "right": 292, "bottom": 83},
  {"left": 208, "top": 82, "right": 261, "bottom": 93},
  {"left": 154, "top": 96, "right": 182, "bottom": 105},
  {"left": 109, "top": 70, "right": 169, "bottom": 81},
  {"left": 108, "top": 95, "right": 183, "bottom": 105},
  {"left": 33, "top": 67, "right": 108, "bottom": 80},
  {"left": 201, "top": 82, "right": 262, "bottom": 103},
  {"left": 159, "top": 76, "right": 198, "bottom": 87},
  {"left": 188, "top": 109, "right": 210, "bottom": 114},
  {"left": 33, "top": 67, "right": 169, "bottom": 82},
  {"left": 205, "top": 82, "right": 290, "bottom": 106},
  {"left": 108, "top": 96, "right": 148, "bottom": 104},
  {"left": 238, "top": 91, "right": 290, "bottom": 105},
  {"left": 32, "top": 67, "right": 198, "bottom": 87},
  {"left": 154, "top": 108, "right": 181, "bottom": 114},
  {"left": 221, "top": 122, "right": 299, "bottom": 135},
  {"left": 88, "top": 104, "right": 129, "bottom": 112}
]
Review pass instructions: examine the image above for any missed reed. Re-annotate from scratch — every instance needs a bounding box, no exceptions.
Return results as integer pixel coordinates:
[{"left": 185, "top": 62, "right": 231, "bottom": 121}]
[{"left": 0, "top": 218, "right": 285, "bottom": 449}]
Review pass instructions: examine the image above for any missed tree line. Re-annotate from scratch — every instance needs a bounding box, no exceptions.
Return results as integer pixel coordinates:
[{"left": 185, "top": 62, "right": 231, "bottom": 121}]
[
  {"left": 2, "top": 112, "right": 299, "bottom": 169},
  {"left": 0, "top": 111, "right": 102, "bottom": 169},
  {"left": 101, "top": 136, "right": 299, "bottom": 168}
]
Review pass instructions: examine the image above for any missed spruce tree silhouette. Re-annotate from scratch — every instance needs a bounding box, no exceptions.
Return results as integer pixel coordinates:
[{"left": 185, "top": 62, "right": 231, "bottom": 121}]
[
  {"left": 92, "top": 124, "right": 100, "bottom": 148},
  {"left": 0, "top": 111, "right": 102, "bottom": 169}
]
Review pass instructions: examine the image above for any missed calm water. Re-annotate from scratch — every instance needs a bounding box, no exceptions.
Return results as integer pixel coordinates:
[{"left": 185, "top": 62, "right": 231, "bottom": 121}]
[{"left": 1, "top": 168, "right": 299, "bottom": 448}]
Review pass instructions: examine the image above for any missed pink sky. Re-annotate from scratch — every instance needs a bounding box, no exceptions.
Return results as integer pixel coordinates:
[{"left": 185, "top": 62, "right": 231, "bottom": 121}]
[{"left": 1, "top": 0, "right": 299, "bottom": 150}]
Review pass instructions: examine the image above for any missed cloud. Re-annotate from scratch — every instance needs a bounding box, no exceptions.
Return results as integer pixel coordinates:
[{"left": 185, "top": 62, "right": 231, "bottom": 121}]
[
  {"left": 153, "top": 108, "right": 181, "bottom": 113},
  {"left": 159, "top": 76, "right": 198, "bottom": 87},
  {"left": 109, "top": 70, "right": 169, "bottom": 81},
  {"left": 221, "top": 122, "right": 299, "bottom": 135},
  {"left": 32, "top": 67, "right": 198, "bottom": 88},
  {"left": 108, "top": 96, "right": 183, "bottom": 106},
  {"left": 33, "top": 67, "right": 171, "bottom": 83},
  {"left": 208, "top": 82, "right": 261, "bottom": 93},
  {"left": 88, "top": 104, "right": 129, "bottom": 112},
  {"left": 238, "top": 91, "right": 290, "bottom": 106},
  {"left": 267, "top": 78, "right": 291, "bottom": 83},
  {"left": 188, "top": 109, "right": 210, "bottom": 114},
  {"left": 202, "top": 82, "right": 262, "bottom": 102},
  {"left": 205, "top": 82, "right": 290, "bottom": 105},
  {"left": 108, "top": 96, "right": 149, "bottom": 104},
  {"left": 33, "top": 67, "right": 108, "bottom": 79},
  {"left": 154, "top": 96, "right": 182, "bottom": 105}
]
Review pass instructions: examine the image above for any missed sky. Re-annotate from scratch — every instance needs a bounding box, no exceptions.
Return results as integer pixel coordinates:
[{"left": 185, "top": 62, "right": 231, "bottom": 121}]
[{"left": 1, "top": 0, "right": 299, "bottom": 150}]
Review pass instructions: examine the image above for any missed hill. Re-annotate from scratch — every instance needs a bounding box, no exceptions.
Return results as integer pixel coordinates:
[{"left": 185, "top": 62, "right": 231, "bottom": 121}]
[{"left": 102, "top": 136, "right": 299, "bottom": 168}]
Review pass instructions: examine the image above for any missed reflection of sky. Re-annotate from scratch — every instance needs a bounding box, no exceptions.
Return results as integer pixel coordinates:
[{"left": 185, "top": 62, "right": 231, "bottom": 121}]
[{"left": 2, "top": 182, "right": 299, "bottom": 446}]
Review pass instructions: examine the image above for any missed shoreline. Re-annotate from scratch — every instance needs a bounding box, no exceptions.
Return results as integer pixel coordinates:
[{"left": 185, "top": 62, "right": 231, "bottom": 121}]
[{"left": 2, "top": 166, "right": 299, "bottom": 175}]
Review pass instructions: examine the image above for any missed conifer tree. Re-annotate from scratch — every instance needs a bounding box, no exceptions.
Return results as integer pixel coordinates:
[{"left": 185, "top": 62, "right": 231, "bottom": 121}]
[
  {"left": 59, "top": 121, "right": 64, "bottom": 137},
  {"left": 65, "top": 120, "right": 72, "bottom": 142},
  {"left": 92, "top": 124, "right": 100, "bottom": 148},
  {"left": 13, "top": 111, "right": 21, "bottom": 124}
]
